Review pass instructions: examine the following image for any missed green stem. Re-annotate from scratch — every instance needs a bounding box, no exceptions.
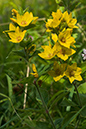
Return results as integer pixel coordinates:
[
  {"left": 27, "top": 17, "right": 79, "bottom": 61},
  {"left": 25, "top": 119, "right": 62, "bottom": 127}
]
[
  {"left": 66, "top": 85, "right": 75, "bottom": 111},
  {"left": 35, "top": 82, "right": 56, "bottom": 129},
  {"left": 73, "top": 83, "right": 82, "bottom": 107}
]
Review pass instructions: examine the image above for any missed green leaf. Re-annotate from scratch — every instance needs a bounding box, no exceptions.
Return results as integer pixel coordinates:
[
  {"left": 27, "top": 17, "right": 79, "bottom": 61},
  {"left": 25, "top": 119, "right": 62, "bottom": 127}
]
[
  {"left": 6, "top": 74, "right": 13, "bottom": 98},
  {"left": 61, "top": 104, "right": 86, "bottom": 129},
  {"left": 54, "top": 118, "right": 63, "bottom": 129},
  {"left": 80, "top": 106, "right": 86, "bottom": 117},
  {"left": 12, "top": 76, "right": 34, "bottom": 85},
  {"left": 0, "top": 98, "right": 8, "bottom": 103},
  {"left": 66, "top": 86, "right": 75, "bottom": 111},
  {"left": 0, "top": 93, "right": 9, "bottom": 99},
  {"left": 60, "top": 98, "right": 77, "bottom": 107},
  {"left": 78, "top": 82, "right": 86, "bottom": 94},
  {"left": 47, "top": 90, "right": 65, "bottom": 107},
  {"left": 69, "top": 1, "right": 79, "bottom": 11},
  {"left": 39, "top": 63, "right": 53, "bottom": 76},
  {"left": 0, "top": 61, "right": 24, "bottom": 67},
  {"left": 74, "top": 93, "right": 86, "bottom": 106},
  {"left": 80, "top": 62, "right": 86, "bottom": 73},
  {"left": 13, "top": 49, "right": 26, "bottom": 59},
  {"left": 0, "top": 81, "right": 5, "bottom": 88},
  {"left": 36, "top": 88, "right": 49, "bottom": 104},
  {"left": 61, "top": 112, "right": 76, "bottom": 128},
  {"left": 0, "top": 116, "right": 19, "bottom": 129},
  {"left": 49, "top": 92, "right": 68, "bottom": 110}
]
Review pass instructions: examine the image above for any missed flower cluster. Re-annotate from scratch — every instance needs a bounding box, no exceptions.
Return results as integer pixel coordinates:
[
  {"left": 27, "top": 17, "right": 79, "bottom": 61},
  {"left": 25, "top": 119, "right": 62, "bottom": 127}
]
[
  {"left": 38, "top": 9, "right": 82, "bottom": 83},
  {"left": 3, "top": 9, "right": 38, "bottom": 43},
  {"left": 48, "top": 62, "right": 82, "bottom": 83},
  {"left": 46, "top": 9, "right": 78, "bottom": 32},
  {"left": 3, "top": 9, "right": 82, "bottom": 84}
]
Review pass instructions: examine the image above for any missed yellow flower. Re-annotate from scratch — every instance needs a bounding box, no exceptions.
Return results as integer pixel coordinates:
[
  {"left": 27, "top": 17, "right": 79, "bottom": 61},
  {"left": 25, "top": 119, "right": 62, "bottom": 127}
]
[
  {"left": 32, "top": 16, "right": 39, "bottom": 24},
  {"left": 30, "top": 64, "right": 38, "bottom": 78},
  {"left": 65, "top": 63, "right": 82, "bottom": 83},
  {"left": 38, "top": 42, "right": 57, "bottom": 60},
  {"left": 10, "top": 11, "right": 38, "bottom": 27},
  {"left": 9, "top": 23, "right": 16, "bottom": 30},
  {"left": 51, "top": 29, "right": 76, "bottom": 48},
  {"left": 62, "top": 11, "right": 78, "bottom": 28},
  {"left": 8, "top": 26, "right": 26, "bottom": 43},
  {"left": 58, "top": 29, "right": 75, "bottom": 48},
  {"left": 46, "top": 19, "right": 53, "bottom": 32},
  {"left": 51, "top": 9, "right": 62, "bottom": 28},
  {"left": 46, "top": 9, "right": 62, "bottom": 32},
  {"left": 56, "top": 44, "right": 76, "bottom": 61},
  {"left": 51, "top": 33, "right": 58, "bottom": 42},
  {"left": 48, "top": 61, "right": 66, "bottom": 81},
  {"left": 3, "top": 23, "right": 16, "bottom": 34}
]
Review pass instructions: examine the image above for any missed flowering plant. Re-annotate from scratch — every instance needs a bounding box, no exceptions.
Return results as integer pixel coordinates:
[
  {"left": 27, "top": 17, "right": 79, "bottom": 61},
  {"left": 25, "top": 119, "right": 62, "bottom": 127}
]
[{"left": 1, "top": 1, "right": 86, "bottom": 129}]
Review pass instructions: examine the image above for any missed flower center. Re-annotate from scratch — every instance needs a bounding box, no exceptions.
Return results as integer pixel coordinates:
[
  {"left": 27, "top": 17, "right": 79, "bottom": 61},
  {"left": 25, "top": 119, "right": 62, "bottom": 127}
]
[
  {"left": 21, "top": 21, "right": 27, "bottom": 25},
  {"left": 55, "top": 69, "right": 61, "bottom": 76},
  {"left": 48, "top": 53, "right": 53, "bottom": 58},
  {"left": 60, "top": 37, "right": 66, "bottom": 43},
  {"left": 60, "top": 49, "right": 65, "bottom": 55},
  {"left": 69, "top": 71, "right": 74, "bottom": 77},
  {"left": 16, "top": 36, "right": 21, "bottom": 42}
]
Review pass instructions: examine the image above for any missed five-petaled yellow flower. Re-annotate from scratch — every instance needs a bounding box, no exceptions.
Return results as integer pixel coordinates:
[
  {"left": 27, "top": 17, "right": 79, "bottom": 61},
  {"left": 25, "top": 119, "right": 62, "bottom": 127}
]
[
  {"left": 46, "top": 9, "right": 62, "bottom": 32},
  {"left": 38, "top": 42, "right": 57, "bottom": 60},
  {"left": 52, "top": 29, "right": 75, "bottom": 48},
  {"left": 30, "top": 64, "right": 38, "bottom": 78},
  {"left": 65, "top": 63, "right": 82, "bottom": 83},
  {"left": 10, "top": 11, "right": 38, "bottom": 27},
  {"left": 62, "top": 11, "right": 78, "bottom": 28},
  {"left": 48, "top": 61, "right": 66, "bottom": 81},
  {"left": 8, "top": 26, "right": 26, "bottom": 43},
  {"left": 56, "top": 44, "right": 76, "bottom": 61}
]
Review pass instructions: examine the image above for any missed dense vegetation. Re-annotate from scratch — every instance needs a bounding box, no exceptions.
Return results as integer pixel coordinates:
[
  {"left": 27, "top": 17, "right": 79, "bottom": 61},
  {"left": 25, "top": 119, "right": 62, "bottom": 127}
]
[{"left": 0, "top": 0, "right": 86, "bottom": 129}]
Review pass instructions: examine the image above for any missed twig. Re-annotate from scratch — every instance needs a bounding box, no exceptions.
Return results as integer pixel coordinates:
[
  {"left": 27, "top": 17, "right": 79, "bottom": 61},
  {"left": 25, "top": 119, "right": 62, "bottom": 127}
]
[
  {"left": 0, "top": 22, "right": 10, "bottom": 26},
  {"left": 23, "top": 66, "right": 30, "bottom": 109}
]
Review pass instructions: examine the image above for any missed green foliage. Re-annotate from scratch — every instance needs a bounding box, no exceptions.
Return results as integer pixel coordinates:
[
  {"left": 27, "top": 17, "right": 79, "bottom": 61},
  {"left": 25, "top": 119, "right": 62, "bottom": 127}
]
[
  {"left": 0, "top": 0, "right": 86, "bottom": 129},
  {"left": 78, "top": 83, "right": 86, "bottom": 94}
]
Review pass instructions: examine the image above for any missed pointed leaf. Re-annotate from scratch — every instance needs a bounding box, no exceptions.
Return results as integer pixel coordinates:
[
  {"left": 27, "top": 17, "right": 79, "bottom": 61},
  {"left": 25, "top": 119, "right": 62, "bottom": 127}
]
[
  {"left": 78, "top": 82, "right": 86, "bottom": 94},
  {"left": 61, "top": 105, "right": 86, "bottom": 129},
  {"left": 6, "top": 74, "right": 13, "bottom": 98}
]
